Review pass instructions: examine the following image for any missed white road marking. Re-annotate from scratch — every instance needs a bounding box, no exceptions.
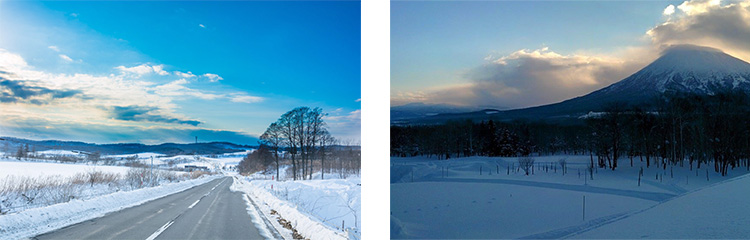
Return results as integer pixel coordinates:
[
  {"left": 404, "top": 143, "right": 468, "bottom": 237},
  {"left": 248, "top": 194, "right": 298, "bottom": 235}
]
[
  {"left": 145, "top": 220, "right": 174, "bottom": 240},
  {"left": 188, "top": 199, "right": 200, "bottom": 209}
]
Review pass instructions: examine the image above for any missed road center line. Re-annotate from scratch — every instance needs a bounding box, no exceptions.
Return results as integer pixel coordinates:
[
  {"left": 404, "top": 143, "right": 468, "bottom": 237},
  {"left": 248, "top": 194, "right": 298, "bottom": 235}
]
[
  {"left": 188, "top": 199, "right": 201, "bottom": 209},
  {"left": 145, "top": 220, "right": 174, "bottom": 240}
]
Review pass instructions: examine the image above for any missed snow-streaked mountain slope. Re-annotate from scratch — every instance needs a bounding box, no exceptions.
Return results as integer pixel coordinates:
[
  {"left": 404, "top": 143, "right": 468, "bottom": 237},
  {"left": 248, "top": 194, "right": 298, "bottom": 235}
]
[{"left": 600, "top": 44, "right": 750, "bottom": 97}]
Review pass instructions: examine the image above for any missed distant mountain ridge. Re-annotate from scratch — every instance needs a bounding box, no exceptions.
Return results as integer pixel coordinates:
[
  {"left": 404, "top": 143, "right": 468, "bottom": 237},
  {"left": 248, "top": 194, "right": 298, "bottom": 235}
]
[
  {"left": 397, "top": 45, "right": 750, "bottom": 125},
  {"left": 391, "top": 102, "right": 502, "bottom": 123},
  {"left": 0, "top": 137, "right": 255, "bottom": 155}
]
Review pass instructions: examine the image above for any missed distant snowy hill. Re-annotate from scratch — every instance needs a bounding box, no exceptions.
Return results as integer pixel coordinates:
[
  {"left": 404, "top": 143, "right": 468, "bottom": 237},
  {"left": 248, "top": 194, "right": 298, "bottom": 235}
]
[
  {"left": 0, "top": 137, "right": 254, "bottom": 155},
  {"left": 400, "top": 45, "right": 750, "bottom": 124},
  {"left": 391, "top": 103, "right": 485, "bottom": 122}
]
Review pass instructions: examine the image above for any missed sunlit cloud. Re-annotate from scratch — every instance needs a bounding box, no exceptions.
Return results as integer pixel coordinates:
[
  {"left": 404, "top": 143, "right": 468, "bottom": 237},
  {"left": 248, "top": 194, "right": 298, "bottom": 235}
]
[
  {"left": 664, "top": 5, "right": 676, "bottom": 15},
  {"left": 647, "top": 0, "right": 750, "bottom": 62},
  {"left": 48, "top": 46, "right": 60, "bottom": 52}
]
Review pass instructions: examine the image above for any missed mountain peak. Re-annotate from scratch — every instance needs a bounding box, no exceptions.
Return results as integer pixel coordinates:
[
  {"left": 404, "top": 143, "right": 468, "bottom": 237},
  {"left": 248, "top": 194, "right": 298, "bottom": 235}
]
[{"left": 647, "top": 44, "right": 750, "bottom": 75}]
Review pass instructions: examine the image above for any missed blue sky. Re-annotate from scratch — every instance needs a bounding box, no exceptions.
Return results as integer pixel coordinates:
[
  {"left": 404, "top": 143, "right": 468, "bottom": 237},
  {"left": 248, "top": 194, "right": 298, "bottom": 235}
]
[
  {"left": 0, "top": 1, "right": 361, "bottom": 144},
  {"left": 391, "top": 0, "right": 750, "bottom": 109}
]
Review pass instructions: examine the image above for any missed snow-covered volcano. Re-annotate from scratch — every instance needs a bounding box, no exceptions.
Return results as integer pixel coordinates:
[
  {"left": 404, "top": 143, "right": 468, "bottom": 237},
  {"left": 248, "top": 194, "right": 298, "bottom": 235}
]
[
  {"left": 404, "top": 45, "right": 750, "bottom": 124},
  {"left": 597, "top": 44, "right": 750, "bottom": 98}
]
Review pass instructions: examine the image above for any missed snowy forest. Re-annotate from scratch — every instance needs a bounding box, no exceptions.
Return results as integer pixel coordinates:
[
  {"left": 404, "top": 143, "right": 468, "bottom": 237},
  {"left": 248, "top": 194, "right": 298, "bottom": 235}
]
[{"left": 391, "top": 91, "right": 750, "bottom": 176}]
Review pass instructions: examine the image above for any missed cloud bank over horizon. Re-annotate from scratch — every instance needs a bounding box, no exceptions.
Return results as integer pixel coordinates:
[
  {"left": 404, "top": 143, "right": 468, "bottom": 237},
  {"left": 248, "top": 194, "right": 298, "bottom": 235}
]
[{"left": 392, "top": 0, "right": 750, "bottom": 109}]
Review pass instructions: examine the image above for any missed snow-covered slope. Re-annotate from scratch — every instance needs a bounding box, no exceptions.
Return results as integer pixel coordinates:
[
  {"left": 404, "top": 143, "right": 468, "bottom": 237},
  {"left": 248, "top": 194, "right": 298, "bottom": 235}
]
[
  {"left": 571, "top": 173, "right": 750, "bottom": 238},
  {"left": 600, "top": 44, "right": 750, "bottom": 97}
]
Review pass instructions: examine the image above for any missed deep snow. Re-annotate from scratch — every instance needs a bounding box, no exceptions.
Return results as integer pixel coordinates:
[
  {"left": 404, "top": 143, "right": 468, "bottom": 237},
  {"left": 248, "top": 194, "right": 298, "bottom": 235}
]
[
  {"left": 391, "top": 155, "right": 750, "bottom": 239},
  {"left": 231, "top": 174, "right": 360, "bottom": 240}
]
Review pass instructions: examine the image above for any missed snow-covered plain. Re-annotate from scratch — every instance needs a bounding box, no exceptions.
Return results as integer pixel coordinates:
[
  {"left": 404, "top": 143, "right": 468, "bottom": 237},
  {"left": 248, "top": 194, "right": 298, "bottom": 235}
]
[
  {"left": 391, "top": 155, "right": 750, "bottom": 239},
  {"left": 0, "top": 159, "right": 131, "bottom": 178},
  {"left": 231, "top": 173, "right": 360, "bottom": 240}
]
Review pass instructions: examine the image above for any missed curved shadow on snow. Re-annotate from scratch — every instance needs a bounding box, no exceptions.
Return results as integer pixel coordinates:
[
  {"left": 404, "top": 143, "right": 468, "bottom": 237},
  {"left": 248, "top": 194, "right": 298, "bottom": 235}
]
[{"left": 419, "top": 178, "right": 676, "bottom": 202}]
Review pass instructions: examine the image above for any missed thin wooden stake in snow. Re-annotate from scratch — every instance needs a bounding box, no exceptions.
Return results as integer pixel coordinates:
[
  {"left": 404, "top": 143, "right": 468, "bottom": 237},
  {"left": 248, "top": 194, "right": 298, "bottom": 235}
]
[{"left": 582, "top": 195, "right": 586, "bottom": 221}]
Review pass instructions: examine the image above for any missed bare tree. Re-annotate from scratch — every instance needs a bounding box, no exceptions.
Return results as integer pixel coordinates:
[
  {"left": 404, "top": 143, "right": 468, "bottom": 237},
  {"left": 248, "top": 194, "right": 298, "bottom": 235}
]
[
  {"left": 518, "top": 157, "right": 534, "bottom": 175},
  {"left": 260, "top": 122, "right": 284, "bottom": 181}
]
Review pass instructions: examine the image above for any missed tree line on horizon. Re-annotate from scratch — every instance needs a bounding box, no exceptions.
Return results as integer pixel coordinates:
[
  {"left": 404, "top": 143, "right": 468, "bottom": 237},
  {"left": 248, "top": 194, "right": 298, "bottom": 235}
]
[{"left": 391, "top": 91, "right": 750, "bottom": 176}]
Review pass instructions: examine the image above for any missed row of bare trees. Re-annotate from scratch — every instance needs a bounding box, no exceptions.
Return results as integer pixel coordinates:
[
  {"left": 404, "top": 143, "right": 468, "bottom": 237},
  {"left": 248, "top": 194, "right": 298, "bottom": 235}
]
[
  {"left": 391, "top": 91, "right": 750, "bottom": 176},
  {"left": 255, "top": 107, "right": 337, "bottom": 181}
]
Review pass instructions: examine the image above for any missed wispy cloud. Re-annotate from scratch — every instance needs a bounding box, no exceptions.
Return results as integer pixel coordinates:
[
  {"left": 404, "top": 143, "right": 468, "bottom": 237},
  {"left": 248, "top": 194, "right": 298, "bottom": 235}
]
[
  {"left": 199, "top": 24, "right": 206, "bottom": 28},
  {"left": 59, "top": 54, "right": 74, "bottom": 62},
  {"left": 115, "top": 63, "right": 169, "bottom": 76},
  {"left": 48, "top": 46, "right": 60, "bottom": 52},
  {"left": 174, "top": 71, "right": 196, "bottom": 78},
  {"left": 203, "top": 73, "right": 223, "bottom": 82},
  {"left": 230, "top": 94, "right": 263, "bottom": 103}
]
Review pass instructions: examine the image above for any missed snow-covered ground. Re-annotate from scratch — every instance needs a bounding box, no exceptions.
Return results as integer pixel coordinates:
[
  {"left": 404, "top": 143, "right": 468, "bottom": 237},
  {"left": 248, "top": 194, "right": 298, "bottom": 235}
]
[
  {"left": 0, "top": 159, "right": 131, "bottom": 178},
  {"left": 231, "top": 173, "right": 361, "bottom": 240},
  {"left": 391, "top": 155, "right": 750, "bottom": 239},
  {"left": 571, "top": 173, "right": 750, "bottom": 239},
  {"left": 0, "top": 175, "right": 220, "bottom": 239},
  {"left": 0, "top": 155, "right": 208, "bottom": 214}
]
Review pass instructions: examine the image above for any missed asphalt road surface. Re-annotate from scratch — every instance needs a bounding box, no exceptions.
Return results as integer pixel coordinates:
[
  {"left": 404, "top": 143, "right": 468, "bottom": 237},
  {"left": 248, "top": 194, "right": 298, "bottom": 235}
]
[{"left": 35, "top": 177, "right": 276, "bottom": 240}]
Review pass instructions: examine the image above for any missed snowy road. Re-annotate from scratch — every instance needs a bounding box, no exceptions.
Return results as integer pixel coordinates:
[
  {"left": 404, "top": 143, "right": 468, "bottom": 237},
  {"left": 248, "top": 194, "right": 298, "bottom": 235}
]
[{"left": 35, "top": 177, "right": 276, "bottom": 240}]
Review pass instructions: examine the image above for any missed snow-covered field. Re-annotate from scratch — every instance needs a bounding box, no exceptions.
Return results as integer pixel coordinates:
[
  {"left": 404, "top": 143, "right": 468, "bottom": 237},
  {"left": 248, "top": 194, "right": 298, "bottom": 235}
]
[
  {"left": 391, "top": 155, "right": 750, "bottom": 239},
  {"left": 0, "top": 159, "right": 131, "bottom": 178},
  {"left": 231, "top": 173, "right": 361, "bottom": 240},
  {"left": 0, "top": 155, "right": 209, "bottom": 214}
]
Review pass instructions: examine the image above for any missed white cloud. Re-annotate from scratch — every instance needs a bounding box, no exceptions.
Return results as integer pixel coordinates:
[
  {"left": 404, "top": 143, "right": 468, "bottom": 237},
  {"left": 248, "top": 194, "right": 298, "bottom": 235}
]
[
  {"left": 203, "top": 73, "right": 223, "bottom": 82},
  {"left": 323, "top": 109, "right": 361, "bottom": 142},
  {"left": 199, "top": 24, "right": 206, "bottom": 28},
  {"left": 115, "top": 63, "right": 169, "bottom": 76},
  {"left": 0, "top": 49, "right": 29, "bottom": 71},
  {"left": 174, "top": 71, "right": 196, "bottom": 78},
  {"left": 676, "top": 0, "right": 721, "bottom": 15},
  {"left": 230, "top": 94, "right": 263, "bottom": 103},
  {"left": 355, "top": 98, "right": 361, "bottom": 102},
  {"left": 59, "top": 54, "right": 73, "bottom": 62},
  {"left": 153, "top": 79, "right": 222, "bottom": 100},
  {"left": 664, "top": 5, "right": 676, "bottom": 15},
  {"left": 48, "top": 46, "right": 60, "bottom": 52}
]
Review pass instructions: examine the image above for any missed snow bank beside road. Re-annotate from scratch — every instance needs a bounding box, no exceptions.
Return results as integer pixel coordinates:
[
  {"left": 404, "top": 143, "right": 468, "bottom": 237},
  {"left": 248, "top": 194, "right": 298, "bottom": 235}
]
[
  {"left": 231, "top": 176, "right": 358, "bottom": 240},
  {"left": 0, "top": 175, "right": 220, "bottom": 239}
]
